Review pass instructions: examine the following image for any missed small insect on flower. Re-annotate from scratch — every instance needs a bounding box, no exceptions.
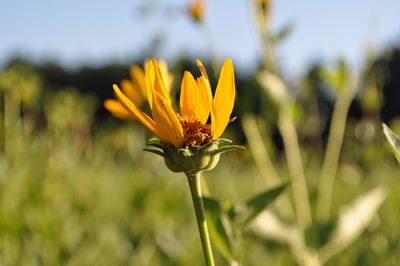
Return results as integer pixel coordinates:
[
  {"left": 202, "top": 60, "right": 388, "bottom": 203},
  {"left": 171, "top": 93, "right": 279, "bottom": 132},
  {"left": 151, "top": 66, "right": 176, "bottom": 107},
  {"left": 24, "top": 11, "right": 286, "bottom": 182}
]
[{"left": 106, "top": 58, "right": 243, "bottom": 174}]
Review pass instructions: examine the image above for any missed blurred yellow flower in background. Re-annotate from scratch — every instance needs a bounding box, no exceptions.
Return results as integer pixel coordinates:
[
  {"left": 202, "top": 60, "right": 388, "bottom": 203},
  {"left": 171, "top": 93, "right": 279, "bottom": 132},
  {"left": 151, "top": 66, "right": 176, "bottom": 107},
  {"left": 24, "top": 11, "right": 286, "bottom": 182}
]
[
  {"left": 104, "top": 60, "right": 173, "bottom": 120},
  {"left": 187, "top": 0, "right": 205, "bottom": 23},
  {"left": 109, "top": 58, "right": 235, "bottom": 149}
]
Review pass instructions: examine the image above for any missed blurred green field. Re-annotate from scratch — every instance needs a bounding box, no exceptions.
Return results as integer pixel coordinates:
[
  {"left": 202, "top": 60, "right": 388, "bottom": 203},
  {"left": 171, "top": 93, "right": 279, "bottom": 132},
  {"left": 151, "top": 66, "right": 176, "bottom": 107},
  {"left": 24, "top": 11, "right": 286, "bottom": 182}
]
[
  {"left": 2, "top": 0, "right": 400, "bottom": 264},
  {"left": 0, "top": 54, "right": 400, "bottom": 266}
]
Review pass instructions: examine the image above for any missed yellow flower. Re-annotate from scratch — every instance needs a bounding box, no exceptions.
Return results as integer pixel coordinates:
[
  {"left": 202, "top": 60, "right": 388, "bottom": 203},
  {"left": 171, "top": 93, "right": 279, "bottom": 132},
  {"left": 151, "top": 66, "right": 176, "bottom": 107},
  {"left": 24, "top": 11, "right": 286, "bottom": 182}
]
[
  {"left": 110, "top": 58, "right": 236, "bottom": 149},
  {"left": 104, "top": 60, "right": 173, "bottom": 120},
  {"left": 187, "top": 0, "right": 205, "bottom": 23}
]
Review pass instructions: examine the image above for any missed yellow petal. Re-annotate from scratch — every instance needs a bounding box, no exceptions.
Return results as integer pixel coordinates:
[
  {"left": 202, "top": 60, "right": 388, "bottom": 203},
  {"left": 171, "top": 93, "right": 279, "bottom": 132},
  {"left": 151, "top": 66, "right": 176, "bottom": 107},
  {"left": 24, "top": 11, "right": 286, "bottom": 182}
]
[
  {"left": 121, "top": 79, "right": 144, "bottom": 107},
  {"left": 130, "top": 65, "right": 146, "bottom": 98},
  {"left": 112, "top": 84, "right": 160, "bottom": 137},
  {"left": 180, "top": 71, "right": 199, "bottom": 120},
  {"left": 144, "top": 60, "right": 155, "bottom": 110},
  {"left": 158, "top": 60, "right": 174, "bottom": 93},
  {"left": 196, "top": 76, "right": 212, "bottom": 124},
  {"left": 195, "top": 59, "right": 210, "bottom": 80},
  {"left": 144, "top": 59, "right": 172, "bottom": 110},
  {"left": 211, "top": 58, "right": 236, "bottom": 139},
  {"left": 167, "top": 73, "right": 174, "bottom": 93},
  {"left": 152, "top": 59, "right": 172, "bottom": 105},
  {"left": 104, "top": 99, "right": 134, "bottom": 120},
  {"left": 152, "top": 92, "right": 183, "bottom": 148},
  {"left": 195, "top": 59, "right": 213, "bottom": 124}
]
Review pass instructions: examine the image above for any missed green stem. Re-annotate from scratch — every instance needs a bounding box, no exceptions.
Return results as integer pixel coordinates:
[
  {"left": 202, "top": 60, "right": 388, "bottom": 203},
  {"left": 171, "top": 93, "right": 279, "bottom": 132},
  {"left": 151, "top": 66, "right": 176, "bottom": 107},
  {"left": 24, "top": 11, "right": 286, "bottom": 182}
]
[
  {"left": 186, "top": 173, "right": 215, "bottom": 266},
  {"left": 242, "top": 115, "right": 295, "bottom": 220},
  {"left": 316, "top": 91, "right": 353, "bottom": 222},
  {"left": 277, "top": 107, "right": 312, "bottom": 229}
]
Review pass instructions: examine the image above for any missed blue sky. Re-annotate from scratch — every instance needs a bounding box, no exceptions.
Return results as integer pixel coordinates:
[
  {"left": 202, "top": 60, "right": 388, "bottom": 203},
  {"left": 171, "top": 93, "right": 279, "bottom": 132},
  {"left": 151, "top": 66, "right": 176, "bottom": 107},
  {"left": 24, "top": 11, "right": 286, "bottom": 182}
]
[{"left": 0, "top": 0, "right": 399, "bottom": 75}]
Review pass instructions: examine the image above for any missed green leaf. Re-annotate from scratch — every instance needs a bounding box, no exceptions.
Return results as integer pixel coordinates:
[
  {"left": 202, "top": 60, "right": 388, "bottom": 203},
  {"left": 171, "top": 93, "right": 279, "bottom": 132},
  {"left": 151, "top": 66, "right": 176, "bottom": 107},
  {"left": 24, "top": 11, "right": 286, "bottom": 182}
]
[
  {"left": 257, "top": 71, "right": 290, "bottom": 104},
  {"left": 305, "top": 220, "right": 337, "bottom": 249},
  {"left": 318, "top": 186, "right": 387, "bottom": 264},
  {"left": 203, "top": 197, "right": 234, "bottom": 262},
  {"left": 270, "top": 23, "right": 294, "bottom": 44},
  {"left": 382, "top": 123, "right": 400, "bottom": 164},
  {"left": 242, "top": 182, "right": 289, "bottom": 227},
  {"left": 319, "top": 57, "right": 353, "bottom": 95}
]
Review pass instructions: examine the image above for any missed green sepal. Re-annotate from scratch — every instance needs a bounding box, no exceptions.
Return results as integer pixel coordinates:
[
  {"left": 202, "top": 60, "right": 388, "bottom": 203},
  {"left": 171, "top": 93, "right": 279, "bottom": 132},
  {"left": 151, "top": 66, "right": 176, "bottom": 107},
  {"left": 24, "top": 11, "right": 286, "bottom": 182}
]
[
  {"left": 213, "top": 145, "right": 245, "bottom": 156},
  {"left": 143, "top": 148, "right": 165, "bottom": 157},
  {"left": 143, "top": 138, "right": 244, "bottom": 175},
  {"left": 217, "top": 138, "right": 233, "bottom": 144},
  {"left": 146, "top": 138, "right": 164, "bottom": 149}
]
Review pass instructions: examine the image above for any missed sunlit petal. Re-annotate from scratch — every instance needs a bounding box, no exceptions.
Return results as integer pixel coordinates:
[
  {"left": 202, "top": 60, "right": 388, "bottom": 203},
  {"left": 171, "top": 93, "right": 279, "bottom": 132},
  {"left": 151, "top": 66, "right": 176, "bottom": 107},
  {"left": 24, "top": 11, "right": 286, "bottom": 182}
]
[
  {"left": 196, "top": 76, "right": 212, "bottom": 124},
  {"left": 195, "top": 59, "right": 210, "bottom": 81},
  {"left": 211, "top": 58, "right": 235, "bottom": 139},
  {"left": 195, "top": 60, "right": 213, "bottom": 124},
  {"left": 180, "top": 71, "right": 199, "bottom": 120},
  {"left": 113, "top": 84, "right": 160, "bottom": 137},
  {"left": 145, "top": 59, "right": 173, "bottom": 110},
  {"left": 121, "top": 79, "right": 144, "bottom": 107},
  {"left": 104, "top": 99, "right": 134, "bottom": 120},
  {"left": 130, "top": 65, "right": 146, "bottom": 97},
  {"left": 158, "top": 60, "right": 173, "bottom": 93},
  {"left": 152, "top": 59, "right": 172, "bottom": 105},
  {"left": 152, "top": 92, "right": 183, "bottom": 148},
  {"left": 144, "top": 60, "right": 155, "bottom": 110}
]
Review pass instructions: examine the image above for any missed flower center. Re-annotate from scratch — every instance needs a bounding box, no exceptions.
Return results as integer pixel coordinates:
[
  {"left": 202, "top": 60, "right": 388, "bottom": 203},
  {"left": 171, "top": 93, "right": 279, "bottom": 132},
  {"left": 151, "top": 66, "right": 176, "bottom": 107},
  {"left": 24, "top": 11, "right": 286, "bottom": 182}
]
[{"left": 179, "top": 118, "right": 212, "bottom": 147}]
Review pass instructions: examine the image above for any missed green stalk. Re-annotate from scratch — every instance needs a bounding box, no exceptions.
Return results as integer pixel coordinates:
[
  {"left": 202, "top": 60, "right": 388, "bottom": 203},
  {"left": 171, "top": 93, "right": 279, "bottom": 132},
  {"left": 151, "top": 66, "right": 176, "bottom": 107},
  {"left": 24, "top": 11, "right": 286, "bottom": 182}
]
[
  {"left": 277, "top": 108, "right": 312, "bottom": 228},
  {"left": 252, "top": 0, "right": 310, "bottom": 228},
  {"left": 316, "top": 91, "right": 353, "bottom": 222},
  {"left": 187, "top": 173, "right": 215, "bottom": 266},
  {"left": 242, "top": 115, "right": 295, "bottom": 220}
]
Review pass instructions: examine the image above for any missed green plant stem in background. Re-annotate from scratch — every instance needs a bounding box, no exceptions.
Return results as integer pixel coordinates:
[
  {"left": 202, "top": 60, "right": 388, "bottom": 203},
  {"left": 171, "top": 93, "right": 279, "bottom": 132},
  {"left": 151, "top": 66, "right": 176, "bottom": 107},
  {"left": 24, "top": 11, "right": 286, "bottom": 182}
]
[
  {"left": 187, "top": 173, "right": 215, "bottom": 266},
  {"left": 278, "top": 109, "right": 312, "bottom": 228},
  {"left": 252, "top": 4, "right": 277, "bottom": 73},
  {"left": 242, "top": 115, "right": 280, "bottom": 186},
  {"left": 242, "top": 115, "right": 295, "bottom": 220},
  {"left": 252, "top": 1, "right": 311, "bottom": 228},
  {"left": 316, "top": 91, "right": 354, "bottom": 222}
]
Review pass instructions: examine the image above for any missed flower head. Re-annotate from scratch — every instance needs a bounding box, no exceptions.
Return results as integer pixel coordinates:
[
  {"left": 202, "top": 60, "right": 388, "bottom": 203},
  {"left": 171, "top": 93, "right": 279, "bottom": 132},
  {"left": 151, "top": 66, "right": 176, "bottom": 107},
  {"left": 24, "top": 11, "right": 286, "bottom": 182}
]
[
  {"left": 107, "top": 58, "right": 243, "bottom": 174},
  {"left": 109, "top": 58, "right": 236, "bottom": 149}
]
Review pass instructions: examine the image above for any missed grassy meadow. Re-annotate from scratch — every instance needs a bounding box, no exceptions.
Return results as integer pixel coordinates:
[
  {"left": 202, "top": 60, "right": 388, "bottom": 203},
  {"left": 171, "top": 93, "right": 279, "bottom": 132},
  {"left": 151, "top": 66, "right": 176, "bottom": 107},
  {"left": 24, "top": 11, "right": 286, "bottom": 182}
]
[{"left": 1, "top": 1, "right": 400, "bottom": 265}]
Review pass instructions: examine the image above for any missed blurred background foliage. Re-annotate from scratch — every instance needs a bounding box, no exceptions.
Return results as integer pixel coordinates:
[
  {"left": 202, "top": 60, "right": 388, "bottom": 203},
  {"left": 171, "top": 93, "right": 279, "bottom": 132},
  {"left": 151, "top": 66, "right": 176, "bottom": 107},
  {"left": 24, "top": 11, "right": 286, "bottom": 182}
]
[{"left": 1, "top": 0, "right": 400, "bottom": 265}]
